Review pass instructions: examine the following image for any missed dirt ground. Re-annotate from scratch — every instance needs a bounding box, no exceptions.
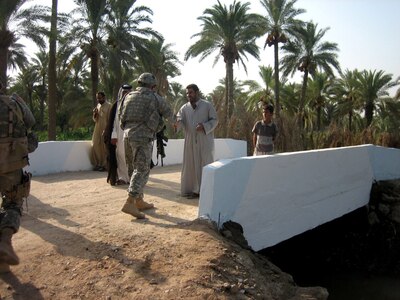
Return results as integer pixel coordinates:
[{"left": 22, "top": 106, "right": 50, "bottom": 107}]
[{"left": 0, "top": 164, "right": 327, "bottom": 299}]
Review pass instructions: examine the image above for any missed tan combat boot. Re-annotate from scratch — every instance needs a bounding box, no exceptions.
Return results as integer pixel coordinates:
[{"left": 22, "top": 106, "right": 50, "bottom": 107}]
[
  {"left": 135, "top": 193, "right": 154, "bottom": 211},
  {"left": 0, "top": 228, "right": 20, "bottom": 265},
  {"left": 121, "top": 196, "right": 145, "bottom": 219}
]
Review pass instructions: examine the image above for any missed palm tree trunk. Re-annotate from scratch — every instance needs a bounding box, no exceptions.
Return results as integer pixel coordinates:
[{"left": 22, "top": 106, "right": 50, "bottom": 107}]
[
  {"left": 273, "top": 41, "right": 280, "bottom": 118},
  {"left": 89, "top": 39, "right": 100, "bottom": 107},
  {"left": 222, "top": 65, "right": 229, "bottom": 137},
  {"left": 47, "top": 0, "right": 58, "bottom": 140},
  {"left": 0, "top": 47, "right": 7, "bottom": 91},
  {"left": 299, "top": 70, "right": 309, "bottom": 129},
  {"left": 39, "top": 76, "right": 46, "bottom": 129},
  {"left": 348, "top": 110, "right": 353, "bottom": 132},
  {"left": 365, "top": 100, "right": 374, "bottom": 127},
  {"left": 0, "top": 30, "right": 13, "bottom": 90},
  {"left": 112, "top": 60, "right": 122, "bottom": 101},
  {"left": 226, "top": 61, "right": 234, "bottom": 137},
  {"left": 91, "top": 53, "right": 99, "bottom": 108}
]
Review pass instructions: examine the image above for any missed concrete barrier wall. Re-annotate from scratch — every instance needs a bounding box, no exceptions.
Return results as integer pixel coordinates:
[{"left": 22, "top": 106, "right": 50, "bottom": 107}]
[
  {"left": 27, "top": 141, "right": 93, "bottom": 176},
  {"left": 367, "top": 145, "right": 400, "bottom": 180},
  {"left": 26, "top": 138, "right": 247, "bottom": 176},
  {"left": 198, "top": 144, "right": 400, "bottom": 251}
]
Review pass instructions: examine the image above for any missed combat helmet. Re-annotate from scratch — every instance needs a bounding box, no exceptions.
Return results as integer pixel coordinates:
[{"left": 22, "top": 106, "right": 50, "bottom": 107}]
[{"left": 137, "top": 73, "right": 157, "bottom": 86}]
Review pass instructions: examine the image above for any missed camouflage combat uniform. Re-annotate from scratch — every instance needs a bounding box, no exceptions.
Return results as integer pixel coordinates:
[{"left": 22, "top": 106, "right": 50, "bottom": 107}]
[
  {"left": 120, "top": 87, "right": 172, "bottom": 198},
  {"left": 0, "top": 93, "right": 35, "bottom": 233}
]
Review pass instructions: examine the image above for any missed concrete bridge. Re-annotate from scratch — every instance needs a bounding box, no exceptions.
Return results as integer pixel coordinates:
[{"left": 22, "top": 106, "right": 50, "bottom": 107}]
[
  {"left": 26, "top": 140, "right": 400, "bottom": 252},
  {"left": 199, "top": 144, "right": 400, "bottom": 251}
]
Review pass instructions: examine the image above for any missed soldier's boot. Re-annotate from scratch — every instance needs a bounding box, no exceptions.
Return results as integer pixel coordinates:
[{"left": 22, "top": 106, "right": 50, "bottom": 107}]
[
  {"left": 0, "top": 228, "right": 20, "bottom": 265},
  {"left": 121, "top": 196, "right": 145, "bottom": 219},
  {"left": 135, "top": 194, "right": 154, "bottom": 211}
]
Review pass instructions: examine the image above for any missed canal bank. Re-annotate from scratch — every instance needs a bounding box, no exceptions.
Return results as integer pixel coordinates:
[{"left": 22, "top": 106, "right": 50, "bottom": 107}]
[{"left": 260, "top": 179, "right": 400, "bottom": 300}]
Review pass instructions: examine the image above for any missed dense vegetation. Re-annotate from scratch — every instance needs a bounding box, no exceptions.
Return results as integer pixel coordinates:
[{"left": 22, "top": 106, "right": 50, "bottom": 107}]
[{"left": 1, "top": 0, "right": 399, "bottom": 154}]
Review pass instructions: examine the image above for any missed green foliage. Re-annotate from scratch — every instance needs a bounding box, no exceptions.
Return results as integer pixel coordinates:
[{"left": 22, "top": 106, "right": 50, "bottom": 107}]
[
  {"left": 185, "top": 0, "right": 264, "bottom": 136},
  {"left": 5, "top": 1, "right": 400, "bottom": 153},
  {"left": 36, "top": 127, "right": 92, "bottom": 141}
]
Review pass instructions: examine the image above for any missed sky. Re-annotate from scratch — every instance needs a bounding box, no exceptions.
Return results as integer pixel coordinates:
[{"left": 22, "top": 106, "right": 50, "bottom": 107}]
[{"left": 24, "top": 0, "right": 400, "bottom": 96}]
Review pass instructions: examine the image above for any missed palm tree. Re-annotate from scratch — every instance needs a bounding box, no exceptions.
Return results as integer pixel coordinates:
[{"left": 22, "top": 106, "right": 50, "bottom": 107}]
[
  {"left": 280, "top": 81, "right": 301, "bottom": 116},
  {"left": 57, "top": 38, "right": 89, "bottom": 90},
  {"left": 59, "top": 53, "right": 92, "bottom": 130},
  {"left": 105, "top": 0, "right": 160, "bottom": 100},
  {"left": 185, "top": 0, "right": 264, "bottom": 136},
  {"left": 332, "top": 69, "right": 362, "bottom": 132},
  {"left": 71, "top": 0, "right": 108, "bottom": 107},
  {"left": 259, "top": 0, "right": 305, "bottom": 118},
  {"left": 229, "top": 86, "right": 258, "bottom": 154},
  {"left": 243, "top": 65, "right": 275, "bottom": 112},
  {"left": 374, "top": 97, "right": 400, "bottom": 134},
  {"left": 7, "top": 40, "right": 28, "bottom": 73},
  {"left": 307, "top": 72, "right": 333, "bottom": 131},
  {"left": 12, "top": 64, "right": 41, "bottom": 111},
  {"left": 356, "top": 69, "right": 396, "bottom": 127},
  {"left": 31, "top": 50, "right": 49, "bottom": 128},
  {"left": 281, "top": 21, "right": 340, "bottom": 128},
  {"left": 0, "top": 1, "right": 47, "bottom": 90},
  {"left": 135, "top": 38, "right": 181, "bottom": 97},
  {"left": 395, "top": 76, "right": 400, "bottom": 101},
  {"left": 48, "top": 0, "right": 58, "bottom": 140}
]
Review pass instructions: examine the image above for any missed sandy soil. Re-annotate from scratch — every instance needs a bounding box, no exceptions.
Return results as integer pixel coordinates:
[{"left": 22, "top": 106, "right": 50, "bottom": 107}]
[{"left": 0, "top": 164, "right": 327, "bottom": 299}]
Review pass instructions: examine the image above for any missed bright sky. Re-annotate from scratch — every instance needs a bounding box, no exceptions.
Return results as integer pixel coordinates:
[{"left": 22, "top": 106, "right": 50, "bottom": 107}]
[{"left": 25, "top": 0, "right": 400, "bottom": 95}]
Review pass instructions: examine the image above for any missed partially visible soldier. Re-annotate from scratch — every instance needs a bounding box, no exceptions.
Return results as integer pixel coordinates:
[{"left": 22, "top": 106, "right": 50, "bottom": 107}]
[
  {"left": 119, "top": 73, "right": 172, "bottom": 219},
  {"left": 0, "top": 81, "right": 36, "bottom": 271}
]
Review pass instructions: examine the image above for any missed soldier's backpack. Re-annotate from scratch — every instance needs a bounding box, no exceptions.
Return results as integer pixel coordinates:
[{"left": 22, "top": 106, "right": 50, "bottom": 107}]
[{"left": 0, "top": 95, "right": 29, "bottom": 173}]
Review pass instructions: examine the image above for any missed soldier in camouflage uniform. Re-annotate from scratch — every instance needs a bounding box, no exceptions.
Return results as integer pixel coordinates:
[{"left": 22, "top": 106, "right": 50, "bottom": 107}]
[
  {"left": 119, "top": 73, "right": 172, "bottom": 219},
  {"left": 0, "top": 81, "right": 36, "bottom": 270}
]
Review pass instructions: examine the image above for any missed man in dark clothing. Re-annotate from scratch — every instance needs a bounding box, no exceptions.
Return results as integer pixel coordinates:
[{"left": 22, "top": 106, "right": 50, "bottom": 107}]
[{"left": 104, "top": 84, "right": 132, "bottom": 185}]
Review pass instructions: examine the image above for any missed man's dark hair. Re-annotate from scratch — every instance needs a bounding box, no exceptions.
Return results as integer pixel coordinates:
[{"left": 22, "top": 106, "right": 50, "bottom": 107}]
[
  {"left": 186, "top": 84, "right": 199, "bottom": 92},
  {"left": 263, "top": 104, "right": 274, "bottom": 114},
  {"left": 97, "top": 91, "right": 106, "bottom": 97}
]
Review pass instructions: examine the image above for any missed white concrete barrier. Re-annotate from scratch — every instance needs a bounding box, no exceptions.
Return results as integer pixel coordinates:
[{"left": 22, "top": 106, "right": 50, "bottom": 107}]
[
  {"left": 198, "top": 144, "right": 400, "bottom": 251},
  {"left": 366, "top": 145, "right": 400, "bottom": 181},
  {"left": 26, "top": 138, "right": 247, "bottom": 176},
  {"left": 27, "top": 141, "right": 93, "bottom": 176}
]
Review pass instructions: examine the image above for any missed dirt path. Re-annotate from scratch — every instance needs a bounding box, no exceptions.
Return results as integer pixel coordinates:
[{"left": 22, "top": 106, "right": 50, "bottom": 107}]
[{"left": 0, "top": 164, "right": 327, "bottom": 299}]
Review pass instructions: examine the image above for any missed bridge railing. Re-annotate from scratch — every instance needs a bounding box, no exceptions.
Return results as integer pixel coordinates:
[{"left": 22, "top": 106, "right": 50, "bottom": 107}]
[{"left": 199, "top": 144, "right": 400, "bottom": 251}]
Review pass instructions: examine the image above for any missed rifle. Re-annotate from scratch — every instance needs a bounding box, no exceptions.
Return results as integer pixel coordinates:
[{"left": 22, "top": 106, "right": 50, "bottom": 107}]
[{"left": 151, "top": 125, "right": 168, "bottom": 168}]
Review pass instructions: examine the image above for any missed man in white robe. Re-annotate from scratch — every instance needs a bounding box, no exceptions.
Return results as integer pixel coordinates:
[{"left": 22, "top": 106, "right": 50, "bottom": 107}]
[
  {"left": 111, "top": 84, "right": 131, "bottom": 184},
  {"left": 174, "top": 84, "right": 218, "bottom": 198}
]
